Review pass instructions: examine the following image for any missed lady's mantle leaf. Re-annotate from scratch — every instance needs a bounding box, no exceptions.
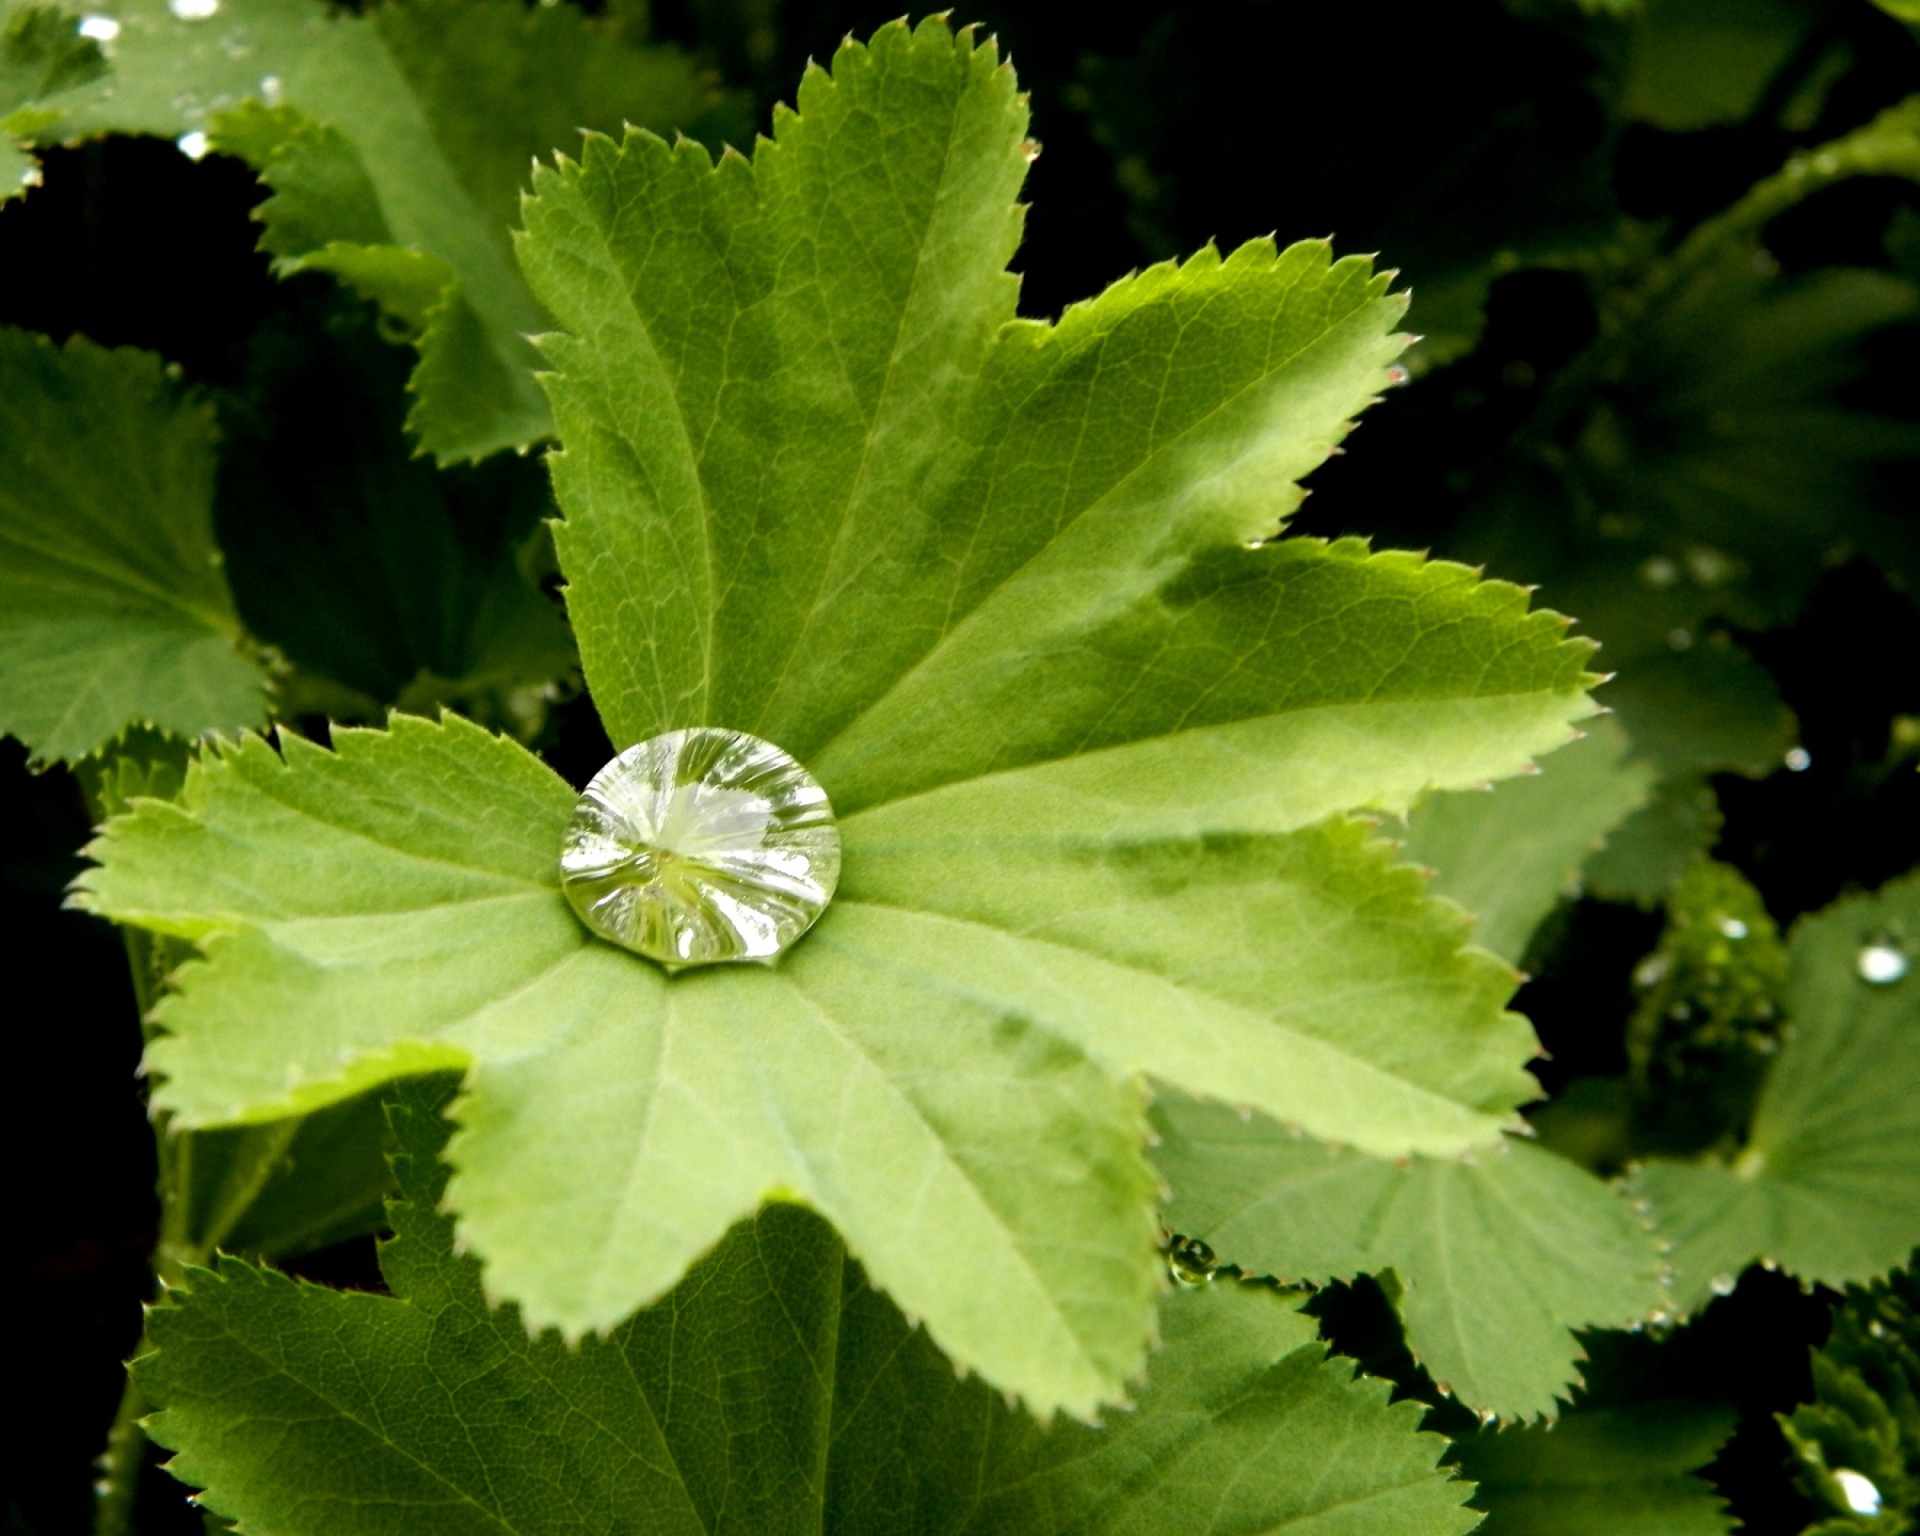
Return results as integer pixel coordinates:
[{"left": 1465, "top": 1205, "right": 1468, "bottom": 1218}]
[
  {"left": 1404, "top": 714, "right": 1657, "bottom": 963},
  {"left": 18, "top": 0, "right": 730, "bottom": 462},
  {"left": 1154, "top": 1093, "right": 1666, "bottom": 1422},
  {"left": 1450, "top": 1401, "right": 1737, "bottom": 1536},
  {"left": 137, "top": 1079, "right": 1478, "bottom": 1536},
  {"left": 1629, "top": 873, "right": 1920, "bottom": 1313},
  {"left": 84, "top": 20, "right": 1600, "bottom": 1416},
  {"left": 0, "top": 330, "right": 267, "bottom": 764}
]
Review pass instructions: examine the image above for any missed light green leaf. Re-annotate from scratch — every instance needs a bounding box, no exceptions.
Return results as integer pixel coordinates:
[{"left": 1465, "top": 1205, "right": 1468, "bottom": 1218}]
[
  {"left": 1154, "top": 1094, "right": 1666, "bottom": 1421},
  {"left": 1404, "top": 714, "right": 1656, "bottom": 963},
  {"left": 139, "top": 1078, "right": 1479, "bottom": 1536},
  {"left": 1449, "top": 1401, "right": 1738, "bottom": 1535},
  {"left": 0, "top": 330, "right": 268, "bottom": 764},
  {"left": 19, "top": 0, "right": 730, "bottom": 462},
  {"left": 84, "top": 19, "right": 1600, "bottom": 1415},
  {"left": 1630, "top": 872, "right": 1920, "bottom": 1312}
]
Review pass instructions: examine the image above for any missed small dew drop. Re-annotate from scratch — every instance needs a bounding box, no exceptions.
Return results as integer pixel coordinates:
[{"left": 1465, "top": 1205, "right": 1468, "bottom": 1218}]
[
  {"left": 1710, "top": 1272, "right": 1737, "bottom": 1297},
  {"left": 1717, "top": 917, "right": 1749, "bottom": 941},
  {"left": 1784, "top": 746, "right": 1812, "bottom": 773},
  {"left": 18, "top": 164, "right": 43, "bottom": 190},
  {"left": 1856, "top": 939, "right": 1909, "bottom": 987},
  {"left": 77, "top": 14, "right": 121, "bottom": 43},
  {"left": 1384, "top": 364, "right": 1410, "bottom": 387},
  {"left": 169, "top": 0, "right": 219, "bottom": 18},
  {"left": 259, "top": 73, "right": 284, "bottom": 106},
  {"left": 1833, "top": 1469, "right": 1883, "bottom": 1517},
  {"left": 1685, "top": 545, "right": 1736, "bottom": 586},
  {"left": 1476, "top": 1408, "right": 1497, "bottom": 1427},
  {"left": 1666, "top": 627, "right": 1695, "bottom": 652},
  {"left": 1166, "top": 1235, "right": 1216, "bottom": 1287},
  {"left": 175, "top": 130, "right": 210, "bottom": 161},
  {"left": 1633, "top": 953, "right": 1670, "bottom": 990}
]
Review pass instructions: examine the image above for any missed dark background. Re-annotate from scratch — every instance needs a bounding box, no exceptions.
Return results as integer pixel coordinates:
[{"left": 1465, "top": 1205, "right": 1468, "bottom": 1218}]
[{"left": 6, "top": 1, "right": 1918, "bottom": 1529}]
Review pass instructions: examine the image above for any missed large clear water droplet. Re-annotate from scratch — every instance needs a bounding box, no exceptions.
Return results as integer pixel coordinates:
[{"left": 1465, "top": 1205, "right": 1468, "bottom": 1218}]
[
  {"left": 1856, "top": 937, "right": 1909, "bottom": 987},
  {"left": 560, "top": 728, "right": 840, "bottom": 969}
]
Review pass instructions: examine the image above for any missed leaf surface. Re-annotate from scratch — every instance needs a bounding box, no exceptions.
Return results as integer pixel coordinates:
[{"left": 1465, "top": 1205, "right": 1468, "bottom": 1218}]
[
  {"left": 86, "top": 19, "right": 1601, "bottom": 1415},
  {"left": 1155, "top": 1094, "right": 1665, "bottom": 1421},
  {"left": 1404, "top": 714, "right": 1656, "bottom": 962},
  {"left": 1449, "top": 1401, "right": 1737, "bottom": 1535},
  {"left": 0, "top": 330, "right": 267, "bottom": 764},
  {"left": 19, "top": 0, "right": 729, "bottom": 460},
  {"left": 139, "top": 1079, "right": 1480, "bottom": 1536},
  {"left": 1631, "top": 874, "right": 1920, "bottom": 1312}
]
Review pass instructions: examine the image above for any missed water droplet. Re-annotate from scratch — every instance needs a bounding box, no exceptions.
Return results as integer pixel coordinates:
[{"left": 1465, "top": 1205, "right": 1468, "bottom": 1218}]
[
  {"left": 77, "top": 14, "right": 121, "bottom": 43},
  {"left": 1717, "top": 917, "right": 1749, "bottom": 940},
  {"left": 175, "top": 130, "right": 210, "bottom": 161},
  {"left": 1166, "top": 1234, "right": 1216, "bottom": 1286},
  {"left": 1384, "top": 364, "right": 1410, "bottom": 387},
  {"left": 1784, "top": 746, "right": 1812, "bottom": 773},
  {"left": 1684, "top": 546, "right": 1736, "bottom": 586},
  {"left": 1639, "top": 555, "right": 1679, "bottom": 589},
  {"left": 1833, "top": 1469, "right": 1883, "bottom": 1517},
  {"left": 1710, "top": 1272, "right": 1737, "bottom": 1297},
  {"left": 259, "top": 73, "right": 284, "bottom": 107},
  {"left": 169, "top": 0, "right": 219, "bottom": 18},
  {"left": 1476, "top": 1408, "right": 1497, "bottom": 1427},
  {"left": 559, "top": 728, "right": 840, "bottom": 968},
  {"left": 18, "top": 164, "right": 43, "bottom": 190},
  {"left": 1666, "top": 627, "right": 1695, "bottom": 652},
  {"left": 1633, "top": 953, "right": 1670, "bottom": 989},
  {"left": 1856, "top": 938, "right": 1909, "bottom": 987}
]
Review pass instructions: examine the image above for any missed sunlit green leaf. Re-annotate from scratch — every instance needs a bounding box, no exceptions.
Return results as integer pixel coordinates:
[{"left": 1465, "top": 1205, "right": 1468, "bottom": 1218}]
[{"left": 137, "top": 1078, "right": 1480, "bottom": 1536}]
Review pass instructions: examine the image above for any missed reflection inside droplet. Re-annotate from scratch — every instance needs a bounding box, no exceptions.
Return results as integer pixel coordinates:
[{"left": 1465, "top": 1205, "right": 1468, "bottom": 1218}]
[
  {"left": 1833, "top": 1469, "right": 1882, "bottom": 1517},
  {"left": 77, "top": 14, "right": 121, "bottom": 42},
  {"left": 169, "top": 0, "right": 219, "bottom": 18},
  {"left": 1856, "top": 940, "right": 1909, "bottom": 987},
  {"left": 558, "top": 727, "right": 840, "bottom": 969},
  {"left": 175, "top": 130, "right": 210, "bottom": 160},
  {"left": 1166, "top": 1234, "right": 1216, "bottom": 1286}
]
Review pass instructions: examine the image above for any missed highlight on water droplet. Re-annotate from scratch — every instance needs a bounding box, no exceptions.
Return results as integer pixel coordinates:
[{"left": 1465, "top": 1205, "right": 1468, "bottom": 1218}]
[
  {"left": 169, "top": 0, "right": 219, "bottom": 18},
  {"left": 1165, "top": 1234, "right": 1216, "bottom": 1286},
  {"left": 1832, "top": 1469, "right": 1883, "bottom": 1517},
  {"left": 175, "top": 130, "right": 210, "bottom": 161},
  {"left": 77, "top": 13, "right": 121, "bottom": 42},
  {"left": 558, "top": 727, "right": 840, "bottom": 969},
  {"left": 1784, "top": 746, "right": 1812, "bottom": 773},
  {"left": 1717, "top": 916, "right": 1749, "bottom": 941},
  {"left": 18, "top": 164, "right": 43, "bottom": 190},
  {"left": 259, "top": 73, "right": 284, "bottom": 107},
  {"left": 1856, "top": 936, "right": 1909, "bottom": 987}
]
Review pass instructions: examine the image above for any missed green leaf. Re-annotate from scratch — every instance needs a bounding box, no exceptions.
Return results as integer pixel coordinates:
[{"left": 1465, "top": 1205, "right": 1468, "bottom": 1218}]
[
  {"left": 1623, "top": 0, "right": 1819, "bottom": 130},
  {"left": 19, "top": 0, "right": 731, "bottom": 462},
  {"left": 0, "top": 330, "right": 268, "bottom": 765},
  {"left": 1584, "top": 775, "right": 1724, "bottom": 908},
  {"left": 212, "top": 295, "right": 573, "bottom": 712},
  {"left": 1449, "top": 1401, "right": 1738, "bottom": 1535},
  {"left": 1403, "top": 714, "right": 1657, "bottom": 963},
  {"left": 1630, "top": 873, "right": 1920, "bottom": 1312},
  {"left": 0, "top": 5, "right": 99, "bottom": 200},
  {"left": 85, "top": 19, "right": 1601, "bottom": 1416},
  {"left": 1154, "top": 1094, "right": 1666, "bottom": 1421},
  {"left": 138, "top": 1078, "right": 1479, "bottom": 1536}
]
